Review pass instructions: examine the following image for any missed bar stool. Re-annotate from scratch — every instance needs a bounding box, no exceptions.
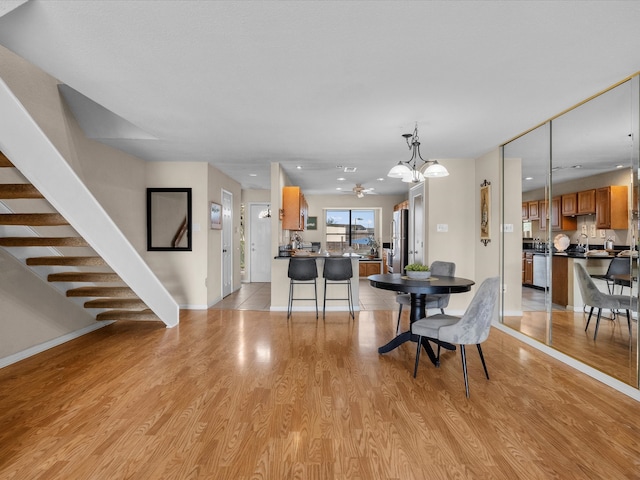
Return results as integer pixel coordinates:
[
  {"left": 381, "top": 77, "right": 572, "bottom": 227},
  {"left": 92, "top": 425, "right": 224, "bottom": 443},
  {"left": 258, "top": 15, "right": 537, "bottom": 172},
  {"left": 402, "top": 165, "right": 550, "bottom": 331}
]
[
  {"left": 287, "top": 258, "right": 318, "bottom": 319},
  {"left": 322, "top": 257, "right": 354, "bottom": 319}
]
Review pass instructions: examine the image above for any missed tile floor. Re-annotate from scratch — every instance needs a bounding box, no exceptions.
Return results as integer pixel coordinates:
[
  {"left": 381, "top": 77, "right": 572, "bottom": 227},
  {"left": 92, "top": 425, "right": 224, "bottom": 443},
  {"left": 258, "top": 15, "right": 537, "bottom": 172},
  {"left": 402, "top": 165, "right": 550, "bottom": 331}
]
[{"left": 211, "top": 280, "right": 399, "bottom": 311}]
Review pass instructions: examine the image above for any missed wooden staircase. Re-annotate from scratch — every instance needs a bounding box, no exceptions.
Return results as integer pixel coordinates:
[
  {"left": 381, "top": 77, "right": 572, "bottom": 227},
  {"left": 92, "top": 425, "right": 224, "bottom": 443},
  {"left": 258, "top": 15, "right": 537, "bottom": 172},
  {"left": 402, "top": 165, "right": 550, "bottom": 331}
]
[{"left": 0, "top": 151, "right": 160, "bottom": 322}]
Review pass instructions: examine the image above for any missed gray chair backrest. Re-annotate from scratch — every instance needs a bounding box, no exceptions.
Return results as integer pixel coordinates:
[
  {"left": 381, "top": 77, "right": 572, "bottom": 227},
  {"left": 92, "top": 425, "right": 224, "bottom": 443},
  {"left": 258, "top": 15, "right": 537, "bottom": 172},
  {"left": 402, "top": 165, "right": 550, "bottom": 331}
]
[
  {"left": 288, "top": 258, "right": 318, "bottom": 281},
  {"left": 574, "top": 262, "right": 606, "bottom": 306},
  {"left": 428, "top": 261, "right": 456, "bottom": 308},
  {"left": 438, "top": 276, "right": 500, "bottom": 345},
  {"left": 323, "top": 257, "right": 353, "bottom": 281}
]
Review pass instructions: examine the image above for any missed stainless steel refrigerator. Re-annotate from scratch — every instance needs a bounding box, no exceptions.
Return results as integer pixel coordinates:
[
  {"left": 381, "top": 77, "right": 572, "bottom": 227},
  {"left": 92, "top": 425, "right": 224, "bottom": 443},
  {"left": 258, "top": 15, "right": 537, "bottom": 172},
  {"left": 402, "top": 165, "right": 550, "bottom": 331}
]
[{"left": 390, "top": 208, "right": 408, "bottom": 274}]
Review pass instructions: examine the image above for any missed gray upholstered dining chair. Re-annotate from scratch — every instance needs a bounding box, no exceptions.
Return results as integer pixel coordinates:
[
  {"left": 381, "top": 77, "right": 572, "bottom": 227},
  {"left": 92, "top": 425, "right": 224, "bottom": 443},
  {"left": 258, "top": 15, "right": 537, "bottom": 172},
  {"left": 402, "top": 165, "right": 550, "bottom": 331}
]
[
  {"left": 574, "top": 262, "right": 635, "bottom": 340},
  {"left": 411, "top": 276, "right": 500, "bottom": 398},
  {"left": 395, "top": 261, "right": 456, "bottom": 333}
]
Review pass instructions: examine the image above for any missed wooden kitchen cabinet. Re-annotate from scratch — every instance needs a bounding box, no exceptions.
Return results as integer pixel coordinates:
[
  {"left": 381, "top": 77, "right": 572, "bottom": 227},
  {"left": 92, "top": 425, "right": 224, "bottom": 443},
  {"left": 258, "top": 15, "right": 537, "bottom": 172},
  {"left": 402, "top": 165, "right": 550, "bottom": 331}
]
[
  {"left": 527, "top": 201, "right": 539, "bottom": 220},
  {"left": 540, "top": 197, "right": 577, "bottom": 231},
  {"left": 359, "top": 261, "right": 382, "bottom": 277},
  {"left": 522, "top": 202, "right": 529, "bottom": 220},
  {"left": 561, "top": 193, "right": 577, "bottom": 216},
  {"left": 282, "top": 186, "right": 308, "bottom": 231},
  {"left": 595, "top": 185, "right": 628, "bottom": 229},
  {"left": 577, "top": 189, "right": 596, "bottom": 214}
]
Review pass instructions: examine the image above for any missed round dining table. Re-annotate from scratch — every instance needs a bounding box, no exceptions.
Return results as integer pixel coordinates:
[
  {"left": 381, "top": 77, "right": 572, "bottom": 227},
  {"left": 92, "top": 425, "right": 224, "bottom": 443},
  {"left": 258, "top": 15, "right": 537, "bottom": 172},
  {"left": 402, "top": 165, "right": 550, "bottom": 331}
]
[{"left": 368, "top": 273, "right": 475, "bottom": 365}]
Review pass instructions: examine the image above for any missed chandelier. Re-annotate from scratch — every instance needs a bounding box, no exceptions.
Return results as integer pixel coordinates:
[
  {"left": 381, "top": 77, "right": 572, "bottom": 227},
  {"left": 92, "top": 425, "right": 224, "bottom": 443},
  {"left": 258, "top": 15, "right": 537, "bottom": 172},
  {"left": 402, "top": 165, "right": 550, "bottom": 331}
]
[{"left": 387, "top": 124, "right": 449, "bottom": 182}]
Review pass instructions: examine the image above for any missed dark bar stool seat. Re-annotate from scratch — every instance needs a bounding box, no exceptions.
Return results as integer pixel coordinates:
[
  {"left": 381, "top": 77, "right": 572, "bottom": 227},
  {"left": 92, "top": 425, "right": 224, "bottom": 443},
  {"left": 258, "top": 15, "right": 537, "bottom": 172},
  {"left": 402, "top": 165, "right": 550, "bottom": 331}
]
[
  {"left": 322, "top": 257, "right": 354, "bottom": 319},
  {"left": 287, "top": 258, "right": 318, "bottom": 319}
]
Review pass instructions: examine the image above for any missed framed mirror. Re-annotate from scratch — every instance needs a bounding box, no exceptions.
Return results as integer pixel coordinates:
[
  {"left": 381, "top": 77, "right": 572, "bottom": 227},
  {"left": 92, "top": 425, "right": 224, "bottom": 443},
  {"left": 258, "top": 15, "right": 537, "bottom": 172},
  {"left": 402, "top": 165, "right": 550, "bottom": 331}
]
[
  {"left": 502, "top": 76, "right": 639, "bottom": 389},
  {"left": 146, "top": 188, "right": 192, "bottom": 251}
]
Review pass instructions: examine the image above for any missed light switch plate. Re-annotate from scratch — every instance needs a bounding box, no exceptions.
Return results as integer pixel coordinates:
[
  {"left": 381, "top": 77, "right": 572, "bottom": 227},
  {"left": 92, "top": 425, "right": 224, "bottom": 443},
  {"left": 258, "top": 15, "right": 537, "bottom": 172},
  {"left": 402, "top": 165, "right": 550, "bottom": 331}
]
[
  {"left": 589, "top": 224, "right": 596, "bottom": 237},
  {"left": 436, "top": 224, "right": 448, "bottom": 232},
  {"left": 581, "top": 224, "right": 587, "bottom": 235},
  {"left": 503, "top": 224, "right": 514, "bottom": 233},
  {"left": 599, "top": 229, "right": 606, "bottom": 238}
]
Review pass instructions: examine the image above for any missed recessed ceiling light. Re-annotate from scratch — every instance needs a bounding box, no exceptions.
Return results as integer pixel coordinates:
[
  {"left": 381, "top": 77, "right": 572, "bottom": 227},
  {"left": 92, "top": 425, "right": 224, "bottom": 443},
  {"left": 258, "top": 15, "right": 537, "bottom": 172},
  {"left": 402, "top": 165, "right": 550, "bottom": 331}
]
[
  {"left": 336, "top": 187, "right": 342, "bottom": 191},
  {"left": 249, "top": 173, "right": 257, "bottom": 177},
  {"left": 343, "top": 166, "right": 357, "bottom": 173},
  {"left": 376, "top": 178, "right": 384, "bottom": 182},
  {"left": 525, "top": 177, "right": 533, "bottom": 181},
  {"left": 616, "top": 164, "right": 624, "bottom": 168},
  {"left": 337, "top": 177, "right": 346, "bottom": 181},
  {"left": 336, "top": 165, "right": 343, "bottom": 169},
  {"left": 571, "top": 165, "right": 582, "bottom": 169},
  {"left": 296, "top": 165, "right": 302, "bottom": 169}
]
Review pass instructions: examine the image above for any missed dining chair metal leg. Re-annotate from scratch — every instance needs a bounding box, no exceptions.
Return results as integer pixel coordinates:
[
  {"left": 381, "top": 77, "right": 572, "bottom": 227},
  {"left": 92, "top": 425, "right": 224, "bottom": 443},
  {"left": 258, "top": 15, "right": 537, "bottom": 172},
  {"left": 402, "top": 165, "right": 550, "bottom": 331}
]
[
  {"left": 413, "top": 335, "right": 422, "bottom": 378},
  {"left": 460, "top": 344, "right": 470, "bottom": 398},
  {"left": 584, "top": 306, "right": 594, "bottom": 331},
  {"left": 476, "top": 344, "right": 489, "bottom": 379},
  {"left": 593, "top": 308, "right": 603, "bottom": 340}
]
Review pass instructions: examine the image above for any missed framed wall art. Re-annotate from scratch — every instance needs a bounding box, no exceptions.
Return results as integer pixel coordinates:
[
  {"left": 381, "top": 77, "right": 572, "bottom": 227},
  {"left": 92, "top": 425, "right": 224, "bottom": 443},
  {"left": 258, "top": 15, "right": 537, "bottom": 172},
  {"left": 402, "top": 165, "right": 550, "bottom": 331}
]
[
  {"left": 210, "top": 201, "right": 222, "bottom": 230},
  {"left": 480, "top": 179, "right": 491, "bottom": 246}
]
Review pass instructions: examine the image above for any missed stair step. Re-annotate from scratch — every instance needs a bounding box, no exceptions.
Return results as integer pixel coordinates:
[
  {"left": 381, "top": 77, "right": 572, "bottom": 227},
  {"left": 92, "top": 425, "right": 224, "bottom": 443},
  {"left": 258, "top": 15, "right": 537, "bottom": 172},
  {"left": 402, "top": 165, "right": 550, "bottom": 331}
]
[
  {"left": 84, "top": 298, "right": 148, "bottom": 309},
  {"left": 0, "top": 152, "right": 13, "bottom": 167},
  {"left": 0, "top": 237, "right": 88, "bottom": 247},
  {"left": 0, "top": 184, "right": 43, "bottom": 199},
  {"left": 96, "top": 309, "right": 160, "bottom": 321},
  {"left": 67, "top": 286, "right": 137, "bottom": 298},
  {"left": 0, "top": 213, "right": 68, "bottom": 226},
  {"left": 26, "top": 256, "right": 106, "bottom": 266},
  {"left": 48, "top": 272, "right": 121, "bottom": 282}
]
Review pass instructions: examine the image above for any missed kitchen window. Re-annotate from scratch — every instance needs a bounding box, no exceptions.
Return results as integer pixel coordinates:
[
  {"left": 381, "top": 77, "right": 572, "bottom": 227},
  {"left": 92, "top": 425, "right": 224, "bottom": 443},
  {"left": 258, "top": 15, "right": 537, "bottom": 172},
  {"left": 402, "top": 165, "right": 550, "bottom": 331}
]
[{"left": 325, "top": 209, "right": 376, "bottom": 252}]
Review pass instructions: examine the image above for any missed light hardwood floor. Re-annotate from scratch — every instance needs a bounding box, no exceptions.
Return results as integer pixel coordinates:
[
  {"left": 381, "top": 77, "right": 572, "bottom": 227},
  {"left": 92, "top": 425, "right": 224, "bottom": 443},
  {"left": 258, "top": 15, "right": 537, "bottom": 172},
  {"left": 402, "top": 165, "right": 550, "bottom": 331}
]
[{"left": 0, "top": 286, "right": 639, "bottom": 479}]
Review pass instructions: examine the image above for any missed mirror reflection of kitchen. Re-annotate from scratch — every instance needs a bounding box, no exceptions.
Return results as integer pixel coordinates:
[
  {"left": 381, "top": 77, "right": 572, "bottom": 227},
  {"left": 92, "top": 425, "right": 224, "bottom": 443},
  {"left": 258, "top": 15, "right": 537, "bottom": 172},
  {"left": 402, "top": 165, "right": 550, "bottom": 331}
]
[{"left": 503, "top": 76, "right": 639, "bottom": 387}]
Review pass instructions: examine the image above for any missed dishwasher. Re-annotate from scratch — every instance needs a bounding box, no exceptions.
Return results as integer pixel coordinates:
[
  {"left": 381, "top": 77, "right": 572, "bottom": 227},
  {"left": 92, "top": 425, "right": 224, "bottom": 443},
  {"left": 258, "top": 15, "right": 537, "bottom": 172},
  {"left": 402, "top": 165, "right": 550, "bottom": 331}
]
[{"left": 533, "top": 254, "right": 548, "bottom": 289}]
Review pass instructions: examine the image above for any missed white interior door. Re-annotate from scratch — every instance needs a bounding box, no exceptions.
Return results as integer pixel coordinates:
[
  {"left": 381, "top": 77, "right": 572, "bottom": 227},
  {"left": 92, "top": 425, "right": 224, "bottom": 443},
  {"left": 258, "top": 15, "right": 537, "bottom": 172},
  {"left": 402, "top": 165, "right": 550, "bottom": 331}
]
[
  {"left": 222, "top": 190, "right": 233, "bottom": 297},
  {"left": 249, "top": 203, "right": 271, "bottom": 282},
  {"left": 409, "top": 184, "right": 424, "bottom": 265}
]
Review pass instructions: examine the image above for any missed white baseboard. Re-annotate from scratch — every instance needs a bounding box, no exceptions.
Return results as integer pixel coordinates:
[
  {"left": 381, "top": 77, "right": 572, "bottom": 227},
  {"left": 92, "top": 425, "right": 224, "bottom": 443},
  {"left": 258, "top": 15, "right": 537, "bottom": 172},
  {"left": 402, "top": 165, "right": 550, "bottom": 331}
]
[
  {"left": 493, "top": 322, "right": 640, "bottom": 402},
  {"left": 0, "top": 321, "right": 114, "bottom": 369}
]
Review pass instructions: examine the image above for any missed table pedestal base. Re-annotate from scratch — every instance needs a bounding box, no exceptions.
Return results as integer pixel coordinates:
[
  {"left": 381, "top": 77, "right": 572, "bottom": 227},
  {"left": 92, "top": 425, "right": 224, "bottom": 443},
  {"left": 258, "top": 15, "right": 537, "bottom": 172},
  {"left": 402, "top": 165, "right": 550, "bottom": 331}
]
[{"left": 377, "top": 331, "right": 455, "bottom": 366}]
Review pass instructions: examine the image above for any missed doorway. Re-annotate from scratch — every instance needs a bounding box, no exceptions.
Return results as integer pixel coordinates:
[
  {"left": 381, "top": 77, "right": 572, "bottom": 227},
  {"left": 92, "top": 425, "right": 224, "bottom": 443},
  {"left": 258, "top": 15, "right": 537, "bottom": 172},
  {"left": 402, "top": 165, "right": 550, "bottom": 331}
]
[{"left": 249, "top": 203, "right": 272, "bottom": 282}]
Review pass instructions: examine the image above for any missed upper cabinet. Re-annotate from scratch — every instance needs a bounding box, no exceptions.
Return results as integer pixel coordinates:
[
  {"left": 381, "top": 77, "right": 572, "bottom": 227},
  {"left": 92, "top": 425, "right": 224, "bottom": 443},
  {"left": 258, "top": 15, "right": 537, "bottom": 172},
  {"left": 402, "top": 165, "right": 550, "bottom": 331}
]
[
  {"left": 595, "top": 185, "right": 628, "bottom": 229},
  {"left": 282, "top": 186, "right": 308, "bottom": 231},
  {"left": 577, "top": 189, "right": 596, "bottom": 214}
]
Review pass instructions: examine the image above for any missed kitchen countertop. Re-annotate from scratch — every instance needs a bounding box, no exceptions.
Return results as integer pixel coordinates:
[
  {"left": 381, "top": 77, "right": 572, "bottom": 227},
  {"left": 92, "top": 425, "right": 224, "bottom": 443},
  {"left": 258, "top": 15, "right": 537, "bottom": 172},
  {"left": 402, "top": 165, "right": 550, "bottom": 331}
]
[{"left": 274, "top": 254, "right": 382, "bottom": 261}]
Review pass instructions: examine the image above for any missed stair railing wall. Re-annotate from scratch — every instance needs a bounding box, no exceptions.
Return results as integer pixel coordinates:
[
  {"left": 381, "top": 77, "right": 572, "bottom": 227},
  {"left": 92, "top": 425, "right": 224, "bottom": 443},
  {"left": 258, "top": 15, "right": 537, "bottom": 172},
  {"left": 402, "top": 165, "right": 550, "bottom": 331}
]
[{"left": 0, "top": 79, "right": 179, "bottom": 327}]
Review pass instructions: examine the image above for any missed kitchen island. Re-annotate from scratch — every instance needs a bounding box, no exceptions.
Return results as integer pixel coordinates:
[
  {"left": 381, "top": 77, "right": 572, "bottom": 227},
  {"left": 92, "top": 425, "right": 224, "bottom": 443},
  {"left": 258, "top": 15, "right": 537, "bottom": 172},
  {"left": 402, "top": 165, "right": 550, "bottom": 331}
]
[
  {"left": 526, "top": 251, "right": 636, "bottom": 309},
  {"left": 270, "top": 255, "right": 361, "bottom": 314}
]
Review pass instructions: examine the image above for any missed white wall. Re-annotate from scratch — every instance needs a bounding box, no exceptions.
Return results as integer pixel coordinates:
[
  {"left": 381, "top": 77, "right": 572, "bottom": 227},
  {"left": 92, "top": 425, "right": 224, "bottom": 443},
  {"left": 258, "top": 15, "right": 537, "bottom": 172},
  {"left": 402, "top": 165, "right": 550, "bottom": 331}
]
[{"left": 425, "top": 158, "right": 478, "bottom": 312}]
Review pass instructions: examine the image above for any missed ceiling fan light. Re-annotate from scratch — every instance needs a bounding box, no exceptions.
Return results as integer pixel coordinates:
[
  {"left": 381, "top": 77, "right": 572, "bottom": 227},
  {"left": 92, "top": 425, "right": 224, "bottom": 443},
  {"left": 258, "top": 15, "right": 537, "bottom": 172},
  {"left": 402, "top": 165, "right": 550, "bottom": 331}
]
[
  {"left": 356, "top": 191, "right": 364, "bottom": 198},
  {"left": 424, "top": 161, "right": 449, "bottom": 178},
  {"left": 388, "top": 162, "right": 412, "bottom": 178}
]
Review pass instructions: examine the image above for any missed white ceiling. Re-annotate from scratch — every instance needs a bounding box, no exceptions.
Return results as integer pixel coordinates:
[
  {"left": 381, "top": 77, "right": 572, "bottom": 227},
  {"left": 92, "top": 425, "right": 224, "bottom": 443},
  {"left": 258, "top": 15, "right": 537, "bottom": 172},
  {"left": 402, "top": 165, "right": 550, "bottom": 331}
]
[{"left": 0, "top": 1, "right": 639, "bottom": 196}]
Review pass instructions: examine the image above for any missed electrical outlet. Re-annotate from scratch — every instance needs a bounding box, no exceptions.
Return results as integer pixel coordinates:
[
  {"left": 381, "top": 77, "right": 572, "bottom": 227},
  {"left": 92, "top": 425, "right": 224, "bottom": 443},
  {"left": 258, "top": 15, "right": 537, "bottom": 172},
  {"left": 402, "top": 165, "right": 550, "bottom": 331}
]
[
  {"left": 581, "top": 224, "right": 587, "bottom": 235},
  {"left": 599, "top": 229, "right": 606, "bottom": 238}
]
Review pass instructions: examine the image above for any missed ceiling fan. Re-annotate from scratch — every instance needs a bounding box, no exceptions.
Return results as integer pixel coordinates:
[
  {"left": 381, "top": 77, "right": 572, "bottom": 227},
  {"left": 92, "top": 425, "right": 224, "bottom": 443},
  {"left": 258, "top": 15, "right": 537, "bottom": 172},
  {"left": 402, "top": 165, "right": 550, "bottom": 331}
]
[{"left": 352, "top": 183, "right": 375, "bottom": 198}]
